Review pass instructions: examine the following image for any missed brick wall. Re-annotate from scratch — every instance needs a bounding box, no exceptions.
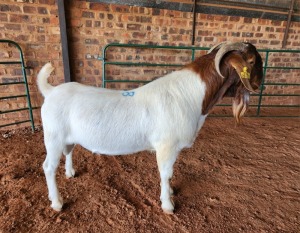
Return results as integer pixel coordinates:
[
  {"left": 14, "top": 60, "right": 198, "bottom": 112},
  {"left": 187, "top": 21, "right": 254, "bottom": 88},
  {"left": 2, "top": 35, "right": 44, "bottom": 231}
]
[
  {"left": 0, "top": 0, "right": 299, "bottom": 129},
  {"left": 0, "top": 0, "right": 62, "bottom": 128}
]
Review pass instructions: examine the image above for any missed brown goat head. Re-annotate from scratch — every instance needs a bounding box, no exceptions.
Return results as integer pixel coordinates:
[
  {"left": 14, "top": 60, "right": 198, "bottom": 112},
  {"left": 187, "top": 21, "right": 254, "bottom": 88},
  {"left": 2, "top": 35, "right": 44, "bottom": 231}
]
[
  {"left": 191, "top": 42, "right": 263, "bottom": 123},
  {"left": 216, "top": 42, "right": 263, "bottom": 123}
]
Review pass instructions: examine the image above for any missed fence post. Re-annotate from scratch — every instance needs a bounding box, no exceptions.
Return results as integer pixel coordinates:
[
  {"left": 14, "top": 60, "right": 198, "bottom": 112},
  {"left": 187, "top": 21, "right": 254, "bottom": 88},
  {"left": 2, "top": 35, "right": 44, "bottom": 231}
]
[{"left": 256, "top": 51, "right": 269, "bottom": 117}]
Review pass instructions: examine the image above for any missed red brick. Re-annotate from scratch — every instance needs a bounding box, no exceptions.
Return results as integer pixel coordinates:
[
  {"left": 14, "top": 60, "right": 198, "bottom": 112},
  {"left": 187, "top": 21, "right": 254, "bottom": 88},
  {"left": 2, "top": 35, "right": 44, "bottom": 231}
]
[
  {"left": 244, "top": 18, "right": 252, "bottom": 23},
  {"left": 89, "top": 3, "right": 110, "bottom": 11},
  {"left": 132, "top": 32, "right": 147, "bottom": 39},
  {"left": 255, "top": 33, "right": 263, "bottom": 37},
  {"left": 99, "top": 13, "right": 105, "bottom": 19},
  {"left": 270, "top": 40, "right": 280, "bottom": 45},
  {"left": 214, "top": 15, "right": 228, "bottom": 21},
  {"left": 0, "top": 13, "right": 8, "bottom": 22},
  {"left": 82, "top": 11, "right": 94, "bottom": 18},
  {"left": 127, "top": 24, "right": 142, "bottom": 31},
  {"left": 272, "top": 21, "right": 282, "bottom": 26},
  {"left": 0, "top": 5, "right": 9, "bottom": 11},
  {"left": 15, "top": 34, "right": 30, "bottom": 41},
  {"left": 10, "top": 14, "right": 31, "bottom": 23},
  {"left": 229, "top": 16, "right": 240, "bottom": 22},
  {"left": 111, "top": 5, "right": 130, "bottom": 13},
  {"left": 5, "top": 23, "right": 21, "bottom": 31},
  {"left": 0, "top": 51, "right": 9, "bottom": 59},
  {"left": 37, "top": 35, "right": 45, "bottom": 42},
  {"left": 23, "top": 6, "right": 37, "bottom": 14},
  {"left": 106, "top": 22, "right": 113, "bottom": 28},
  {"left": 39, "top": 0, "right": 55, "bottom": 4},
  {"left": 107, "top": 14, "right": 114, "bottom": 20},
  {"left": 152, "top": 8, "right": 161, "bottom": 16},
  {"left": 86, "top": 20, "right": 92, "bottom": 27},
  {"left": 50, "top": 15, "right": 58, "bottom": 24},
  {"left": 38, "top": 7, "right": 48, "bottom": 15}
]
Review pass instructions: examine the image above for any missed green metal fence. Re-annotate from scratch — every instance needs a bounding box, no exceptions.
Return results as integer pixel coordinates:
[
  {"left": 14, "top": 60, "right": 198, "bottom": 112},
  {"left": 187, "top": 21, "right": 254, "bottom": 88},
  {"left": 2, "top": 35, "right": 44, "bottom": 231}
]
[
  {"left": 100, "top": 43, "right": 300, "bottom": 118},
  {"left": 0, "top": 40, "right": 35, "bottom": 130}
]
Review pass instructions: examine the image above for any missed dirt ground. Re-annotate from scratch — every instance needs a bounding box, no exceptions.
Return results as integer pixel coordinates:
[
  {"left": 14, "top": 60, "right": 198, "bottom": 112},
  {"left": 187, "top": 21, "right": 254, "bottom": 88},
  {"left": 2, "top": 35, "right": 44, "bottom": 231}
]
[{"left": 0, "top": 118, "right": 299, "bottom": 233}]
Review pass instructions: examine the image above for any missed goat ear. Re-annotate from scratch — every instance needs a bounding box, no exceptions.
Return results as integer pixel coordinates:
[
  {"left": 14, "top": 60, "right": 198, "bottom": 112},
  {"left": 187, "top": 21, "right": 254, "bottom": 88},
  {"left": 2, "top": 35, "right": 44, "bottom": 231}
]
[{"left": 228, "top": 55, "right": 258, "bottom": 93}]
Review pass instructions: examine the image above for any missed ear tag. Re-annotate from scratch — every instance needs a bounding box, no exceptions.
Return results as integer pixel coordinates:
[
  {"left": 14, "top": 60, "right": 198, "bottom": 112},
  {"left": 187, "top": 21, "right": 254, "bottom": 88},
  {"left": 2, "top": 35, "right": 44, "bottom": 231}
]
[{"left": 241, "top": 67, "right": 250, "bottom": 79}]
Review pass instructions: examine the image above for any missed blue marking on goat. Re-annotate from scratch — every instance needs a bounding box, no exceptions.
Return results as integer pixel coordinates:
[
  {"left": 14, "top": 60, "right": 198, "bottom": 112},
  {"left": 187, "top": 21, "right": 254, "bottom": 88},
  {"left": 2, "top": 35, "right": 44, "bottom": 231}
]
[{"left": 122, "top": 91, "right": 135, "bottom": 97}]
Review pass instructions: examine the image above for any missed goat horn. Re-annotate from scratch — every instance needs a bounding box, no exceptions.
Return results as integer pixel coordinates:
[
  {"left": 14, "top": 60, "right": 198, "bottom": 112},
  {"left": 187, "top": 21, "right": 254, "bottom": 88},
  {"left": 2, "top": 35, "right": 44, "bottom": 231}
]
[
  {"left": 207, "top": 41, "right": 229, "bottom": 54},
  {"left": 214, "top": 42, "right": 247, "bottom": 78}
]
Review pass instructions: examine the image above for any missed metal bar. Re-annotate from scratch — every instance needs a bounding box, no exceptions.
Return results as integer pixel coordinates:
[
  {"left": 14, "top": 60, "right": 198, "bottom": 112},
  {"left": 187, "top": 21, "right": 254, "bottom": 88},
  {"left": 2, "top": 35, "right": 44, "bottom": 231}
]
[
  {"left": 17, "top": 42, "right": 35, "bottom": 130},
  {"left": 256, "top": 51, "right": 269, "bottom": 116},
  {"left": 257, "top": 105, "right": 299, "bottom": 108},
  {"left": 264, "top": 83, "right": 300, "bottom": 86},
  {"left": 0, "top": 107, "right": 30, "bottom": 114},
  {"left": 102, "top": 61, "right": 106, "bottom": 88},
  {"left": 104, "top": 61, "right": 182, "bottom": 67},
  {"left": 0, "top": 82, "right": 25, "bottom": 85},
  {"left": 282, "top": 0, "right": 295, "bottom": 48},
  {"left": 103, "top": 43, "right": 210, "bottom": 51},
  {"left": 0, "top": 95, "right": 27, "bottom": 100},
  {"left": 104, "top": 80, "right": 150, "bottom": 83},
  {"left": 258, "top": 49, "right": 300, "bottom": 53},
  {"left": 0, "top": 61, "right": 22, "bottom": 65},
  {"left": 216, "top": 104, "right": 299, "bottom": 108},
  {"left": 0, "top": 120, "right": 31, "bottom": 128},
  {"left": 209, "top": 115, "right": 300, "bottom": 118},
  {"left": 265, "top": 66, "right": 300, "bottom": 70},
  {"left": 191, "top": 0, "right": 197, "bottom": 46},
  {"left": 256, "top": 94, "right": 299, "bottom": 97},
  {"left": 252, "top": 93, "right": 300, "bottom": 97},
  {"left": 191, "top": 48, "right": 196, "bottom": 61},
  {"left": 58, "top": 0, "right": 71, "bottom": 82}
]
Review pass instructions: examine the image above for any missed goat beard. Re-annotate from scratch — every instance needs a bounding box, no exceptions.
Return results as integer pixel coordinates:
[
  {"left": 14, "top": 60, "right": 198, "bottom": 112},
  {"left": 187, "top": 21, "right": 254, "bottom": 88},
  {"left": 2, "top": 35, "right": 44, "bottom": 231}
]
[{"left": 232, "top": 88, "right": 250, "bottom": 124}]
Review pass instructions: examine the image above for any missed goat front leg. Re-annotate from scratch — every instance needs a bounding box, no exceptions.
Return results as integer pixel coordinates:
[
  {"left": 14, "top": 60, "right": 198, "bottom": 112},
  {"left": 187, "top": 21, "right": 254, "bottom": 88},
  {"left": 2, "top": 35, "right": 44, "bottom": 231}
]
[
  {"left": 156, "top": 144, "right": 179, "bottom": 214},
  {"left": 43, "top": 144, "right": 64, "bottom": 211}
]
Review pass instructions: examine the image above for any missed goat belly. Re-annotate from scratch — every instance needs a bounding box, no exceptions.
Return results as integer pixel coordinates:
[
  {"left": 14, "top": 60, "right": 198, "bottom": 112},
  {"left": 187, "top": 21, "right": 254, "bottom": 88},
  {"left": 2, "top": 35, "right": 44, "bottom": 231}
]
[
  {"left": 56, "top": 89, "right": 151, "bottom": 155},
  {"left": 68, "top": 121, "right": 153, "bottom": 156}
]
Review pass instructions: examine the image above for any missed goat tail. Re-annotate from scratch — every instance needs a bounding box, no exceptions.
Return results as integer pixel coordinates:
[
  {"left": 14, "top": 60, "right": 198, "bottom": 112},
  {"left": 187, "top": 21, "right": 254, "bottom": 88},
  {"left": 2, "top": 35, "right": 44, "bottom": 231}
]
[{"left": 37, "top": 62, "right": 55, "bottom": 97}]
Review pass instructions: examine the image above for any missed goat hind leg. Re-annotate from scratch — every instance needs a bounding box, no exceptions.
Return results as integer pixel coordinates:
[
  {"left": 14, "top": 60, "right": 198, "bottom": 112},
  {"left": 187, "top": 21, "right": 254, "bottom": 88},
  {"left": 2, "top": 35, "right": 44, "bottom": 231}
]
[
  {"left": 64, "top": 144, "right": 75, "bottom": 178},
  {"left": 43, "top": 144, "right": 64, "bottom": 211}
]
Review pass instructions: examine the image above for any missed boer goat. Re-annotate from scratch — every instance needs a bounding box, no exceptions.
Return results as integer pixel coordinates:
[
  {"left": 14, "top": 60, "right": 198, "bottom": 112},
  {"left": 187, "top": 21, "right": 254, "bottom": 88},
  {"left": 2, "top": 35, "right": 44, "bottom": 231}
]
[{"left": 38, "top": 42, "right": 263, "bottom": 214}]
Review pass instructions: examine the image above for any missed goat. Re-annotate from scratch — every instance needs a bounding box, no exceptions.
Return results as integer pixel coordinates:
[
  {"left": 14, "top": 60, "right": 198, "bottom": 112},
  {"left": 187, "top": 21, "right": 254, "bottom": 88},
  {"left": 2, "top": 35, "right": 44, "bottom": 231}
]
[{"left": 38, "top": 42, "right": 263, "bottom": 214}]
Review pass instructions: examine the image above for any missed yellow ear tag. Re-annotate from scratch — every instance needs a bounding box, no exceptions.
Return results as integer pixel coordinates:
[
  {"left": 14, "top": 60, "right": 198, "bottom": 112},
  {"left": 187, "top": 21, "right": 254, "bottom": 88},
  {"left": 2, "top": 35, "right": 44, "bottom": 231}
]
[{"left": 240, "top": 67, "right": 250, "bottom": 79}]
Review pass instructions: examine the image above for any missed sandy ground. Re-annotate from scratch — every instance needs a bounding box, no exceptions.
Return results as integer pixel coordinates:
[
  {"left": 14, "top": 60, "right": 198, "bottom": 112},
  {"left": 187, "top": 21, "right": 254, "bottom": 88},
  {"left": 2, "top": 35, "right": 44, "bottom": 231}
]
[{"left": 0, "top": 118, "right": 299, "bottom": 233}]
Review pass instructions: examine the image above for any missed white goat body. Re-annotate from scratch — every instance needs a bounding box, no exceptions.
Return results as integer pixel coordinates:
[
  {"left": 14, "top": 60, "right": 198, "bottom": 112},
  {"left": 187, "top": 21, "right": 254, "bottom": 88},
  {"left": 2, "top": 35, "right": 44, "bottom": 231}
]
[
  {"left": 39, "top": 63, "right": 207, "bottom": 214},
  {"left": 39, "top": 41, "right": 263, "bottom": 214}
]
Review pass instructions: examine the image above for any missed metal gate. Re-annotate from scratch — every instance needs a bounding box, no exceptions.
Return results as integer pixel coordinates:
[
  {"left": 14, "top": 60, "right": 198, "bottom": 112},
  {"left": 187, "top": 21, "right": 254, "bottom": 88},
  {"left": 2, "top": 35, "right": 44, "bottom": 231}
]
[
  {"left": 0, "top": 40, "right": 35, "bottom": 130},
  {"left": 100, "top": 43, "right": 300, "bottom": 118}
]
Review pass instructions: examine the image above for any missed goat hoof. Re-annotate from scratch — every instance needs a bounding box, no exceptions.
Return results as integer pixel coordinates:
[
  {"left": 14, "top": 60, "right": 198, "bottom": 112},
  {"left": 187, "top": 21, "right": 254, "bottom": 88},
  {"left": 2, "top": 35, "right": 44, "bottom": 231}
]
[
  {"left": 66, "top": 168, "right": 75, "bottom": 179},
  {"left": 163, "top": 208, "right": 174, "bottom": 215},
  {"left": 162, "top": 201, "right": 174, "bottom": 214},
  {"left": 51, "top": 201, "right": 63, "bottom": 212},
  {"left": 51, "top": 196, "right": 63, "bottom": 211}
]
